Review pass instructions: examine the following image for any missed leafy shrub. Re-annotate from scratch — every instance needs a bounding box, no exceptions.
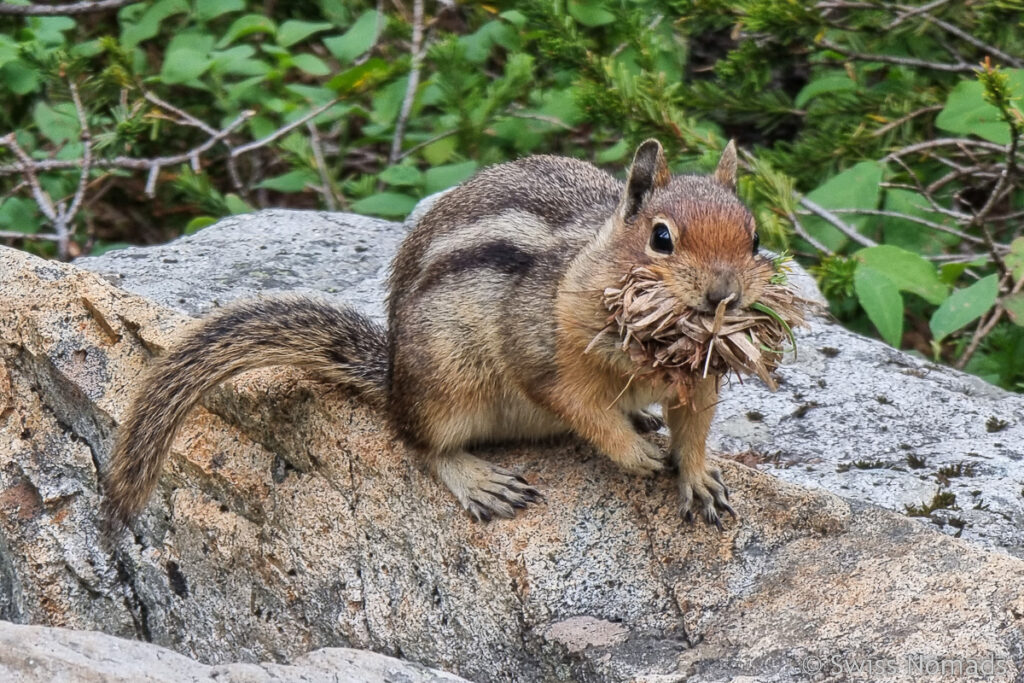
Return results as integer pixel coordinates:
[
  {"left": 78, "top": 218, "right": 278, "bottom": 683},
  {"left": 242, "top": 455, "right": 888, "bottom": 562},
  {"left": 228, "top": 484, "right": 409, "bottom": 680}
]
[{"left": 0, "top": 0, "right": 1022, "bottom": 391}]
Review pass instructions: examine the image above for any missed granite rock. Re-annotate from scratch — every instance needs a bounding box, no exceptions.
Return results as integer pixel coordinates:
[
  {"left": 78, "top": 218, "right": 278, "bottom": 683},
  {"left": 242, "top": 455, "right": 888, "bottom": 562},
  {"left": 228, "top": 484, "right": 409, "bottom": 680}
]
[
  {"left": 0, "top": 621, "right": 469, "bottom": 682},
  {"left": 0, "top": 209, "right": 1022, "bottom": 682}
]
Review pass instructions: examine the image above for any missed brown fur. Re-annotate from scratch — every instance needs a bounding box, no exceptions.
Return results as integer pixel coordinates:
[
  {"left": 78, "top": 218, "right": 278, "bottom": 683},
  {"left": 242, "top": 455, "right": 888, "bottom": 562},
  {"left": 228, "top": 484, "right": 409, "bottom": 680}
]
[{"left": 104, "top": 139, "right": 762, "bottom": 529}]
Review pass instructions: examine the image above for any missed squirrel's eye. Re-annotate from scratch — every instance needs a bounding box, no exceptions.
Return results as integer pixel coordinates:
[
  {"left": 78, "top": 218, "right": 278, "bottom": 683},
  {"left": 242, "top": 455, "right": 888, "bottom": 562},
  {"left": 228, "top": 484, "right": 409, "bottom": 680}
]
[
  {"left": 752, "top": 231, "right": 760, "bottom": 254},
  {"left": 650, "top": 222, "right": 673, "bottom": 254}
]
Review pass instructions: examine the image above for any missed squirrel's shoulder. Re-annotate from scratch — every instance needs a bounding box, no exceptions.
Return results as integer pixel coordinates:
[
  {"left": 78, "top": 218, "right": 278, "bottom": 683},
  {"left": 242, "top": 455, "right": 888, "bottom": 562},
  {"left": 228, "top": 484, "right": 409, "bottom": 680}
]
[{"left": 423, "top": 154, "right": 623, "bottom": 231}]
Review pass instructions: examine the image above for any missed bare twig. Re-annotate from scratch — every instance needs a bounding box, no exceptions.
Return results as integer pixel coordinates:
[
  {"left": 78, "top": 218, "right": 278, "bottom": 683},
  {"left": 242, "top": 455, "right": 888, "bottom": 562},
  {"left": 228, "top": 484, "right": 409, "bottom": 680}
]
[
  {"left": 0, "top": 111, "right": 255, "bottom": 177},
  {"left": 925, "top": 166, "right": 995, "bottom": 195},
  {"left": 786, "top": 209, "right": 833, "bottom": 254},
  {"left": 796, "top": 207, "right": 986, "bottom": 245},
  {"left": 885, "top": 137, "right": 1015, "bottom": 160},
  {"left": 819, "top": 38, "right": 974, "bottom": 73},
  {"left": 231, "top": 99, "right": 338, "bottom": 159},
  {"left": 870, "top": 104, "right": 944, "bottom": 138},
  {"left": 922, "top": 15, "right": 1024, "bottom": 68},
  {"left": 397, "top": 129, "right": 459, "bottom": 161},
  {"left": 503, "top": 111, "right": 576, "bottom": 131},
  {"left": 0, "top": 229, "right": 58, "bottom": 241},
  {"left": 41, "top": 81, "right": 96, "bottom": 259},
  {"left": 144, "top": 92, "right": 218, "bottom": 137},
  {"left": 307, "top": 120, "right": 340, "bottom": 211},
  {"left": 798, "top": 196, "right": 878, "bottom": 247},
  {"left": 64, "top": 83, "right": 92, "bottom": 231},
  {"left": 0, "top": 134, "right": 58, "bottom": 222},
  {"left": 924, "top": 252, "right": 998, "bottom": 262},
  {"left": 886, "top": 0, "right": 952, "bottom": 29},
  {"left": 390, "top": 0, "right": 426, "bottom": 164},
  {"left": 0, "top": 0, "right": 141, "bottom": 16}
]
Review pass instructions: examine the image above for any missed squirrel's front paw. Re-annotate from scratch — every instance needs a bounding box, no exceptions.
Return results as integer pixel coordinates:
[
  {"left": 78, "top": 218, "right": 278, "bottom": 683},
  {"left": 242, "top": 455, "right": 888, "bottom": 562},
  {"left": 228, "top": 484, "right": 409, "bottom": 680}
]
[
  {"left": 678, "top": 465, "right": 736, "bottom": 530},
  {"left": 614, "top": 438, "right": 667, "bottom": 476},
  {"left": 629, "top": 409, "right": 665, "bottom": 434}
]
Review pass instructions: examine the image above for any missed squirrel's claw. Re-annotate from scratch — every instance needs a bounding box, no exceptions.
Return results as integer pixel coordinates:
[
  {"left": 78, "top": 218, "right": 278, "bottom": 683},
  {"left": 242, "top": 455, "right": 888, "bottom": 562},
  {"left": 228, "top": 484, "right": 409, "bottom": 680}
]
[
  {"left": 679, "top": 466, "right": 735, "bottom": 531},
  {"left": 630, "top": 410, "right": 665, "bottom": 434},
  {"left": 437, "top": 452, "right": 544, "bottom": 523}
]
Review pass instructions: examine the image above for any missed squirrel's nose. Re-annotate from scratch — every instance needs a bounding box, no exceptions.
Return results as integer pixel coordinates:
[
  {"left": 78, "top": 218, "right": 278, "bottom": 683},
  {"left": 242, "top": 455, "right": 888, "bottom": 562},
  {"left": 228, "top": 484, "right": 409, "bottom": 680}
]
[{"left": 705, "top": 272, "right": 741, "bottom": 309}]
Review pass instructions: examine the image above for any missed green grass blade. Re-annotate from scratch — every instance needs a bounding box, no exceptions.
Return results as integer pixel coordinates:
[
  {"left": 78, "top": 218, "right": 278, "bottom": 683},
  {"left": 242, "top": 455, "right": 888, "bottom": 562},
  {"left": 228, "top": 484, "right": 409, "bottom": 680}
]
[{"left": 751, "top": 301, "right": 797, "bottom": 360}]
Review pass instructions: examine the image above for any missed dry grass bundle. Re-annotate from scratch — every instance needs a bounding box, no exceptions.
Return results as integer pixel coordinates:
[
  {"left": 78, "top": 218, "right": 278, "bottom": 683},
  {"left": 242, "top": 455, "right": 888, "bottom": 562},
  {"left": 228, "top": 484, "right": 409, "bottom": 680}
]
[{"left": 591, "top": 261, "right": 809, "bottom": 400}]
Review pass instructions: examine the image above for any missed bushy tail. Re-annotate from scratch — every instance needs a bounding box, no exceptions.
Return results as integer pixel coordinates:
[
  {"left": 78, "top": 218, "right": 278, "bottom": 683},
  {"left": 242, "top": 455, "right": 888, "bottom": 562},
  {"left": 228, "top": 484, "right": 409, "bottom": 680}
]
[{"left": 102, "top": 295, "right": 388, "bottom": 529}]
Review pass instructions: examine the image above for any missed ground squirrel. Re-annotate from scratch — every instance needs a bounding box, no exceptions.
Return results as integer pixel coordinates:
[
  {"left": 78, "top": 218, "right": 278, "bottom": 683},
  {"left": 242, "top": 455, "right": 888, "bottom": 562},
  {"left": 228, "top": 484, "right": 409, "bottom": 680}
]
[{"left": 104, "top": 139, "right": 769, "bottom": 529}]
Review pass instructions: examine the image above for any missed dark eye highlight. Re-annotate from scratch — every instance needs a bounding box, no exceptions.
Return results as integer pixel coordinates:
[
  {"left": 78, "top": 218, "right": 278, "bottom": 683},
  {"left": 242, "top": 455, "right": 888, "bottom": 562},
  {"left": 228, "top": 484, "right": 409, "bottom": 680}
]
[
  {"left": 650, "top": 222, "right": 673, "bottom": 254},
  {"left": 752, "top": 231, "right": 760, "bottom": 254}
]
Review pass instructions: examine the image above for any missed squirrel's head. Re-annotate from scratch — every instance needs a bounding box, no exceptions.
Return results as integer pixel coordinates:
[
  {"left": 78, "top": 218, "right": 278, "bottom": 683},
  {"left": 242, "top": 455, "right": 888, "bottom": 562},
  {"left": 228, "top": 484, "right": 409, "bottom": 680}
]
[{"left": 611, "top": 139, "right": 771, "bottom": 313}]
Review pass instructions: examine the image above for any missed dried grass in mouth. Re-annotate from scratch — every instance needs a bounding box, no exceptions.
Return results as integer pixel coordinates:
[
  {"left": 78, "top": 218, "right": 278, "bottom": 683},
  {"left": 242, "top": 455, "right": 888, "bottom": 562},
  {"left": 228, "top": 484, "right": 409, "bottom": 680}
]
[{"left": 590, "top": 263, "right": 810, "bottom": 400}]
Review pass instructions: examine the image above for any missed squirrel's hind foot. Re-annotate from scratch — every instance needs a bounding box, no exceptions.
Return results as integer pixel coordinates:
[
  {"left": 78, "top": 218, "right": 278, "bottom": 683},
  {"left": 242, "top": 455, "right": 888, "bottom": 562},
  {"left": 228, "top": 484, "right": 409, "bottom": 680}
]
[
  {"left": 678, "top": 465, "right": 736, "bottom": 531},
  {"left": 433, "top": 451, "right": 543, "bottom": 522}
]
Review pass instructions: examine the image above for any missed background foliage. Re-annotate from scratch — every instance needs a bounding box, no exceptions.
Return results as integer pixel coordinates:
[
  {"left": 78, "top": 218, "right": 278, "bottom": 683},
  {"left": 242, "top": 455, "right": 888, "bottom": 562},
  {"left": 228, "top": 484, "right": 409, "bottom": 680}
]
[{"left": 1, "top": 0, "right": 1023, "bottom": 391}]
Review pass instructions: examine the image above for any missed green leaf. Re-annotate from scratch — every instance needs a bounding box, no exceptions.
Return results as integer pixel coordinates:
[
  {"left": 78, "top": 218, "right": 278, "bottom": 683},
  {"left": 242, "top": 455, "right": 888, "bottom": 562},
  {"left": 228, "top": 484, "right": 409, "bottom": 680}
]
[
  {"left": 534, "top": 87, "right": 582, "bottom": 126},
  {"left": 120, "top": 0, "right": 188, "bottom": 49},
  {"left": 161, "top": 33, "right": 215, "bottom": 84},
  {"left": 33, "top": 102, "right": 80, "bottom": 144},
  {"left": 500, "top": 10, "right": 527, "bottom": 27},
  {"left": 424, "top": 161, "right": 478, "bottom": 194},
  {"left": 939, "top": 262, "right": 971, "bottom": 286},
  {"left": 596, "top": 139, "right": 630, "bottom": 164},
  {"left": 366, "top": 75, "right": 407, "bottom": 127},
  {"left": 71, "top": 39, "right": 104, "bottom": 58},
  {"left": 257, "top": 169, "right": 318, "bottom": 193},
  {"left": 29, "top": 16, "right": 76, "bottom": 45},
  {"left": 323, "top": 10, "right": 381, "bottom": 63},
  {"left": 350, "top": 192, "right": 418, "bottom": 217},
  {"left": 210, "top": 45, "right": 271, "bottom": 77},
  {"left": 1005, "top": 292, "right": 1024, "bottom": 327},
  {"left": 217, "top": 14, "right": 277, "bottom": 48},
  {"left": 379, "top": 165, "right": 423, "bottom": 188},
  {"left": 459, "top": 20, "right": 518, "bottom": 63},
  {"left": 1006, "top": 237, "right": 1024, "bottom": 281},
  {"left": 224, "top": 194, "right": 252, "bottom": 214},
  {"left": 802, "top": 161, "right": 883, "bottom": 252},
  {"left": 277, "top": 20, "right": 333, "bottom": 47},
  {"left": 1, "top": 61, "right": 40, "bottom": 95},
  {"left": 854, "top": 265, "right": 904, "bottom": 348},
  {"left": 196, "top": 0, "right": 244, "bottom": 22},
  {"left": 319, "top": 0, "right": 349, "bottom": 26},
  {"left": 260, "top": 44, "right": 290, "bottom": 58},
  {"left": 326, "top": 57, "right": 390, "bottom": 94},
  {"left": 854, "top": 245, "right": 948, "bottom": 305},
  {"left": 0, "top": 36, "right": 18, "bottom": 68},
  {"left": 291, "top": 53, "right": 330, "bottom": 76},
  {"left": 185, "top": 216, "right": 218, "bottom": 234},
  {"left": 794, "top": 75, "right": 857, "bottom": 108},
  {"left": 0, "top": 197, "right": 41, "bottom": 233},
  {"left": 421, "top": 135, "right": 456, "bottom": 165},
  {"left": 929, "top": 274, "right": 1000, "bottom": 341},
  {"left": 568, "top": 1, "right": 616, "bottom": 27},
  {"left": 935, "top": 70, "right": 1024, "bottom": 144}
]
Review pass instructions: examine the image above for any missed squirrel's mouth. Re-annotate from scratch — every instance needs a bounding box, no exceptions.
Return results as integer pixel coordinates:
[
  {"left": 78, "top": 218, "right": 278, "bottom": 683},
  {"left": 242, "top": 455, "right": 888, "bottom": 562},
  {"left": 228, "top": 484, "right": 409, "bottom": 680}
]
[
  {"left": 694, "top": 292, "right": 741, "bottom": 315},
  {"left": 586, "top": 266, "right": 809, "bottom": 398}
]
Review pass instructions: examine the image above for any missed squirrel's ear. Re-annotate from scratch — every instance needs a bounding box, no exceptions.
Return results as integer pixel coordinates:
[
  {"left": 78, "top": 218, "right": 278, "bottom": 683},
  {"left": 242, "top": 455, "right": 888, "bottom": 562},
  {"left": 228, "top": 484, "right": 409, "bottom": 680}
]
[
  {"left": 621, "top": 139, "right": 670, "bottom": 219},
  {"left": 714, "top": 140, "right": 738, "bottom": 191}
]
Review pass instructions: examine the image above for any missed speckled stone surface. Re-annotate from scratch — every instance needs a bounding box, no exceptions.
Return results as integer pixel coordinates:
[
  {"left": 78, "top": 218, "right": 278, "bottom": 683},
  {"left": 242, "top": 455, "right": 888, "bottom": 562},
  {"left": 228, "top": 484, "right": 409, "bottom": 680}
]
[
  {"left": 76, "top": 210, "right": 399, "bottom": 321},
  {"left": 0, "top": 622, "right": 469, "bottom": 682}
]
